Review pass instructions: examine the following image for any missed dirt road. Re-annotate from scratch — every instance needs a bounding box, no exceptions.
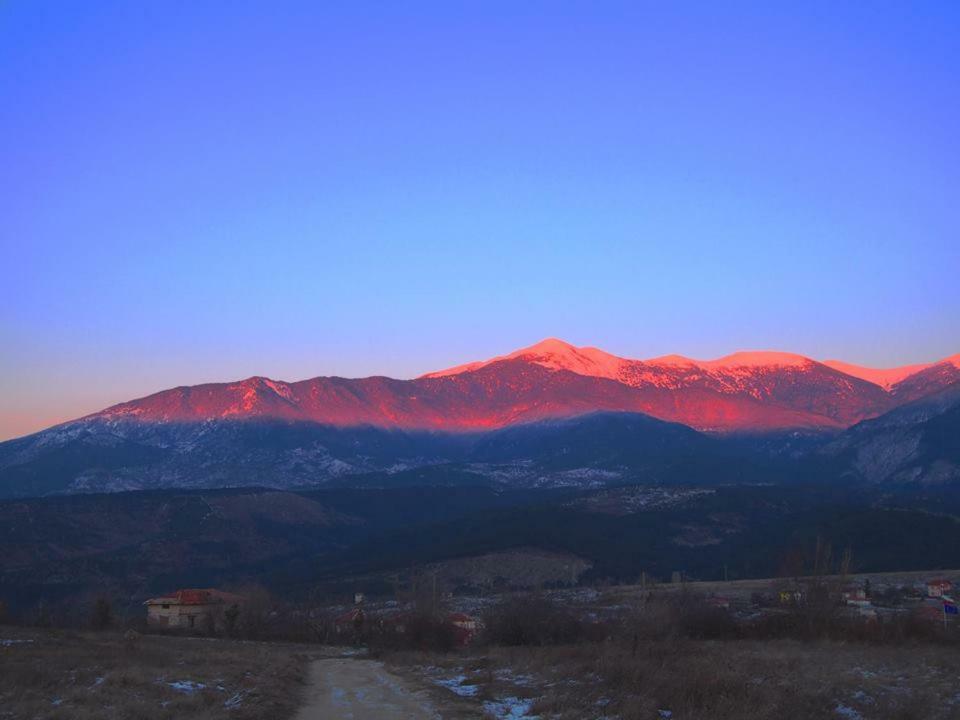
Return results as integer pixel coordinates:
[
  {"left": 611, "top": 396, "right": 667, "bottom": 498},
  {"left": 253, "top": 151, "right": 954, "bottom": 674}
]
[{"left": 294, "top": 656, "right": 443, "bottom": 720}]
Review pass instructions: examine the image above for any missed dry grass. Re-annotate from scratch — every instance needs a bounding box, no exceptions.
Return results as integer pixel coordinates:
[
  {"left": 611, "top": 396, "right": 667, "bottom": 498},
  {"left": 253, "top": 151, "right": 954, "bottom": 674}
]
[
  {"left": 0, "top": 626, "right": 309, "bottom": 720},
  {"left": 533, "top": 640, "right": 959, "bottom": 719},
  {"left": 396, "top": 640, "right": 960, "bottom": 719},
  {"left": 380, "top": 590, "right": 960, "bottom": 718}
]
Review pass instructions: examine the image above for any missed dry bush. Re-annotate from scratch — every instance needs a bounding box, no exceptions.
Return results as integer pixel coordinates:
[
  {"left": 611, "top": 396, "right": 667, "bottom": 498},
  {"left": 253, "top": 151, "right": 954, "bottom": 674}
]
[
  {"left": 368, "top": 611, "right": 460, "bottom": 654},
  {"left": 481, "top": 593, "right": 606, "bottom": 646},
  {"left": 745, "top": 607, "right": 949, "bottom": 645},
  {"left": 90, "top": 597, "right": 113, "bottom": 630},
  {"left": 622, "top": 592, "right": 739, "bottom": 642}
]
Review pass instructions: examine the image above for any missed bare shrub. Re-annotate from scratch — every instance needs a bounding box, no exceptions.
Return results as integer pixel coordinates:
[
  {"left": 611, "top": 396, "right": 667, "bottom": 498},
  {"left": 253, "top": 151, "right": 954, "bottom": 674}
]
[
  {"left": 91, "top": 596, "right": 113, "bottom": 630},
  {"left": 482, "top": 593, "right": 604, "bottom": 646},
  {"left": 230, "top": 584, "right": 274, "bottom": 639},
  {"left": 369, "top": 611, "right": 460, "bottom": 654},
  {"left": 620, "top": 592, "right": 739, "bottom": 644}
]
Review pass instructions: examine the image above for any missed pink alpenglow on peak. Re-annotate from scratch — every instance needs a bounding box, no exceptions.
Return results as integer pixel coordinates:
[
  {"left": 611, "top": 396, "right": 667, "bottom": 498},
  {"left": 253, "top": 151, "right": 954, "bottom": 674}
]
[
  {"left": 422, "top": 338, "right": 628, "bottom": 381},
  {"left": 426, "top": 343, "right": 819, "bottom": 378},
  {"left": 30, "top": 338, "right": 960, "bottom": 437},
  {"left": 645, "top": 354, "right": 699, "bottom": 367},
  {"left": 821, "top": 360, "right": 934, "bottom": 390},
  {"left": 423, "top": 340, "right": 958, "bottom": 391},
  {"left": 697, "top": 351, "right": 813, "bottom": 368}
]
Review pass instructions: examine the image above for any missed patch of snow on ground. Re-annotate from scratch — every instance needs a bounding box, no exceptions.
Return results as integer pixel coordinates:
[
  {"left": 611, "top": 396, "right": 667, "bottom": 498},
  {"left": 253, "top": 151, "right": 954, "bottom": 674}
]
[
  {"left": 338, "top": 647, "right": 367, "bottom": 657},
  {"left": 834, "top": 704, "right": 863, "bottom": 720},
  {"left": 0, "top": 638, "right": 34, "bottom": 646},
  {"left": 224, "top": 692, "right": 244, "bottom": 708},
  {"left": 435, "top": 674, "right": 479, "bottom": 697},
  {"left": 168, "top": 680, "right": 207, "bottom": 693},
  {"left": 483, "top": 696, "right": 538, "bottom": 719},
  {"left": 494, "top": 669, "right": 536, "bottom": 686}
]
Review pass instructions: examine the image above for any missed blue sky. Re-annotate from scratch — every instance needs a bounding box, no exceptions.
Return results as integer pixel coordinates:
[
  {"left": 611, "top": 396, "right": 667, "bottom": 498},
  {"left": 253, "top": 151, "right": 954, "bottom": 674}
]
[{"left": 1, "top": 1, "right": 958, "bottom": 439}]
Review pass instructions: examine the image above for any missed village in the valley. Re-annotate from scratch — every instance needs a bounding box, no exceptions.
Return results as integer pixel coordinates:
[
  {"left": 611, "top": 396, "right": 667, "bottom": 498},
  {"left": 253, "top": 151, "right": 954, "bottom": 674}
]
[
  {"left": 141, "top": 569, "right": 959, "bottom": 643},
  {"left": 111, "top": 568, "right": 960, "bottom": 718}
]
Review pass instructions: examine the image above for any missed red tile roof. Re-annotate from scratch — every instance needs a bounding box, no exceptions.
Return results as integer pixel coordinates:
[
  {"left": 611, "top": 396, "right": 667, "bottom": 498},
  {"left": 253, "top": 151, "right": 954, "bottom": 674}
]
[
  {"left": 144, "top": 588, "right": 244, "bottom": 606},
  {"left": 447, "top": 612, "right": 475, "bottom": 623},
  {"left": 334, "top": 607, "right": 364, "bottom": 625}
]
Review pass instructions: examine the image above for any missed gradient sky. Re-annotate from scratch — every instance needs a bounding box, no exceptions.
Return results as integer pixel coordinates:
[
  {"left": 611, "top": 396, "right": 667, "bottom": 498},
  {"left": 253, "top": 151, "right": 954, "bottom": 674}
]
[{"left": 2, "top": 1, "right": 959, "bottom": 440}]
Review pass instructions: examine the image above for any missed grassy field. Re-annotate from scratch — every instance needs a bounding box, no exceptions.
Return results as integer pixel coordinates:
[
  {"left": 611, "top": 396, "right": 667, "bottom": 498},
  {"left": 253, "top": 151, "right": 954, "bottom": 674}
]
[
  {"left": 0, "top": 626, "right": 309, "bottom": 720},
  {"left": 377, "top": 579, "right": 960, "bottom": 720},
  {"left": 3, "top": 567, "right": 959, "bottom": 720},
  {"left": 394, "top": 638, "right": 960, "bottom": 719}
]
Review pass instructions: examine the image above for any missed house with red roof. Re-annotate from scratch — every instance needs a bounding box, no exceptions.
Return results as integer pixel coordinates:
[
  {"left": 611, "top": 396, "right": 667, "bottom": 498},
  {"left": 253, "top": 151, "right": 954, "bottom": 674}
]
[
  {"left": 144, "top": 588, "right": 244, "bottom": 632},
  {"left": 926, "top": 579, "right": 953, "bottom": 598},
  {"left": 333, "top": 607, "right": 365, "bottom": 636},
  {"left": 447, "top": 612, "right": 480, "bottom": 645},
  {"left": 841, "top": 585, "right": 870, "bottom": 607}
]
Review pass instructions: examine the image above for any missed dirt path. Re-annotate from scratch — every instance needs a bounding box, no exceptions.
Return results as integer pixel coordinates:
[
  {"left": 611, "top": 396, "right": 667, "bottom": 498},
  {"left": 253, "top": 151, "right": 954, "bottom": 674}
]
[{"left": 294, "top": 656, "right": 443, "bottom": 720}]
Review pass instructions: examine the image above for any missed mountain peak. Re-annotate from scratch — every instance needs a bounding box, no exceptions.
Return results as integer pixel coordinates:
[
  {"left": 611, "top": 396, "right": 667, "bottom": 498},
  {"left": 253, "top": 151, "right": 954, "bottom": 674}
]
[
  {"left": 422, "top": 338, "right": 627, "bottom": 380},
  {"left": 523, "top": 337, "right": 577, "bottom": 353},
  {"left": 512, "top": 339, "right": 625, "bottom": 379},
  {"left": 646, "top": 354, "right": 698, "bottom": 366},
  {"left": 703, "top": 351, "right": 813, "bottom": 368}
]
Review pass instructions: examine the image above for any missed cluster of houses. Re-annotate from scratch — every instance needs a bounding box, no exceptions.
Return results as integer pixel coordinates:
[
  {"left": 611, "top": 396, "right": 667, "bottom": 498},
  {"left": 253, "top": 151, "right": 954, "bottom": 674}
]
[
  {"left": 331, "top": 604, "right": 481, "bottom": 645},
  {"left": 142, "top": 575, "right": 955, "bottom": 641},
  {"left": 766, "top": 576, "right": 956, "bottom": 622},
  {"left": 144, "top": 586, "right": 483, "bottom": 644}
]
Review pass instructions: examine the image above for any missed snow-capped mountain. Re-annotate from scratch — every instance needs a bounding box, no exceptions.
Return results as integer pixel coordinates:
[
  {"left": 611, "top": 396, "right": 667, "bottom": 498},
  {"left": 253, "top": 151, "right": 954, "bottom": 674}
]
[
  {"left": 27, "top": 339, "right": 960, "bottom": 433},
  {"left": 2, "top": 338, "right": 958, "bottom": 498},
  {"left": 421, "top": 339, "right": 959, "bottom": 429}
]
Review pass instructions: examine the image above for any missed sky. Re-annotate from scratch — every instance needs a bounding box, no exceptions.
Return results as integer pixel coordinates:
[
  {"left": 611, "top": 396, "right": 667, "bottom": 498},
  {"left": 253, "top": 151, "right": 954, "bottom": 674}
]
[{"left": 1, "top": 1, "right": 958, "bottom": 440}]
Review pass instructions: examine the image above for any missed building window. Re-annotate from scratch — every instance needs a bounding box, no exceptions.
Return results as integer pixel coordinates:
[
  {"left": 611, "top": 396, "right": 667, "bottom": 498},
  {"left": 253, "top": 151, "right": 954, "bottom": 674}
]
[
  {"left": 161, "top": 604, "right": 170, "bottom": 609},
  {"left": 188, "top": 615, "right": 195, "bottom": 628}
]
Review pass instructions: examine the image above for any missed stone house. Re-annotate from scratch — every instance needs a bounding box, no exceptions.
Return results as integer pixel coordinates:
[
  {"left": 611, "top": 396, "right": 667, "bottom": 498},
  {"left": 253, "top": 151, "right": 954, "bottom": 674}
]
[{"left": 144, "top": 588, "right": 244, "bottom": 632}]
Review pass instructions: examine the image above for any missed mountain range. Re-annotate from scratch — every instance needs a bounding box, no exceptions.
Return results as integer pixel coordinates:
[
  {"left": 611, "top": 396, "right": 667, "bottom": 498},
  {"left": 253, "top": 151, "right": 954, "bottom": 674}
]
[
  {"left": 30, "top": 338, "right": 960, "bottom": 431},
  {"left": 2, "top": 340, "right": 960, "bottom": 611},
  {"left": 1, "top": 339, "right": 958, "bottom": 498}
]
